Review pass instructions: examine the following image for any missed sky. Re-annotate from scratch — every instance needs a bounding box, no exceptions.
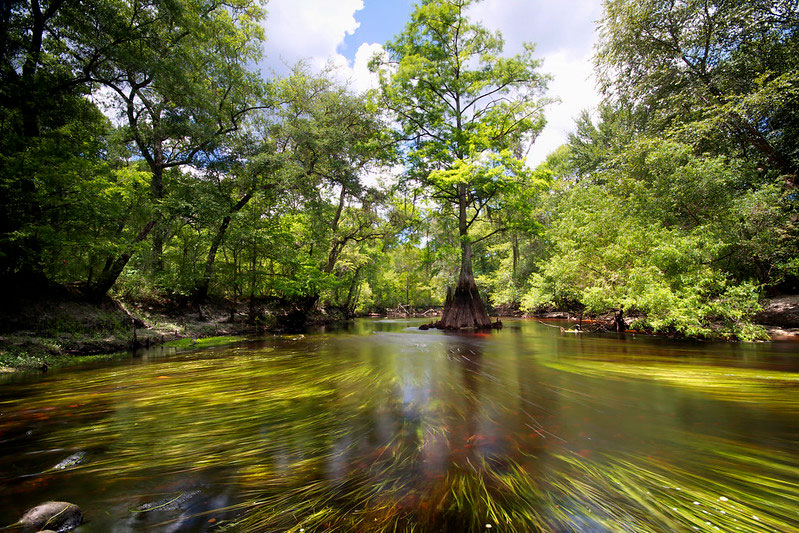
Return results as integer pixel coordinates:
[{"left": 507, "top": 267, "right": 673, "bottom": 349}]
[{"left": 259, "top": 0, "right": 603, "bottom": 167}]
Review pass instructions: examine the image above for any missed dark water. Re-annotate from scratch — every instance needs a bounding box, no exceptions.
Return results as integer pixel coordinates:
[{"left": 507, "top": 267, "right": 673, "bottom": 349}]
[{"left": 1, "top": 319, "right": 798, "bottom": 532}]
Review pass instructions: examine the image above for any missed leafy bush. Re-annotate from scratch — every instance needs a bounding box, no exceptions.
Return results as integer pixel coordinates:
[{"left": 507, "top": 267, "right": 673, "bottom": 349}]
[{"left": 520, "top": 177, "right": 768, "bottom": 340}]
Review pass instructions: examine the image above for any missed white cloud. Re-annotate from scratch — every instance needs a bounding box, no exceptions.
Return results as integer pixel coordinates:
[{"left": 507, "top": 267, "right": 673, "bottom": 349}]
[
  {"left": 467, "top": 0, "right": 604, "bottom": 166},
  {"left": 467, "top": 0, "right": 601, "bottom": 58},
  {"left": 261, "top": 0, "right": 364, "bottom": 73},
  {"left": 528, "top": 50, "right": 601, "bottom": 166},
  {"left": 326, "top": 42, "right": 384, "bottom": 93},
  {"left": 350, "top": 42, "right": 384, "bottom": 92},
  {"left": 259, "top": 0, "right": 381, "bottom": 93}
]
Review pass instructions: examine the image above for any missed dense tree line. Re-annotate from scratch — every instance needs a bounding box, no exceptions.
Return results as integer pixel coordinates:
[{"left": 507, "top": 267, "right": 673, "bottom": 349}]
[
  {"left": 1, "top": 0, "right": 796, "bottom": 338},
  {"left": 373, "top": 0, "right": 798, "bottom": 339},
  {"left": 520, "top": 0, "right": 799, "bottom": 339},
  {"left": 0, "top": 0, "right": 393, "bottom": 318}
]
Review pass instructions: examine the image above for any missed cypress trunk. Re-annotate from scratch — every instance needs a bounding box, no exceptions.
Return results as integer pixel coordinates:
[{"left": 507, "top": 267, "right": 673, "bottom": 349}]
[
  {"left": 437, "top": 245, "right": 492, "bottom": 329},
  {"left": 437, "top": 184, "right": 492, "bottom": 329}
]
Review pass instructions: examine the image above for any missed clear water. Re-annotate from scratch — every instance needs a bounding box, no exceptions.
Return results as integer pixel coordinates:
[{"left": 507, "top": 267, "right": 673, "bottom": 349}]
[{"left": 1, "top": 319, "right": 798, "bottom": 531}]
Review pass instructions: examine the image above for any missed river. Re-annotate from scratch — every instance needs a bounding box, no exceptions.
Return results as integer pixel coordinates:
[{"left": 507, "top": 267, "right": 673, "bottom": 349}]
[{"left": 1, "top": 319, "right": 798, "bottom": 532}]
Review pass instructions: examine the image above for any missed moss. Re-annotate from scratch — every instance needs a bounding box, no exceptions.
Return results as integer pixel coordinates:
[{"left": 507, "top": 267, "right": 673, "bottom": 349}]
[
  {"left": 0, "top": 343, "right": 130, "bottom": 372},
  {"left": 0, "top": 293, "right": 254, "bottom": 371},
  {"left": 0, "top": 333, "right": 250, "bottom": 372},
  {"left": 164, "top": 335, "right": 248, "bottom": 349}
]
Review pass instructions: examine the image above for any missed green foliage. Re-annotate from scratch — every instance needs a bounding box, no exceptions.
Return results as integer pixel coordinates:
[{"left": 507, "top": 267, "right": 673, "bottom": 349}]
[
  {"left": 0, "top": 94, "right": 156, "bottom": 286},
  {"left": 372, "top": 0, "right": 551, "bottom": 298},
  {"left": 596, "top": 0, "right": 799, "bottom": 181},
  {"left": 373, "top": 0, "right": 549, "bottom": 167},
  {"left": 521, "top": 0, "right": 799, "bottom": 340},
  {"left": 520, "top": 144, "right": 773, "bottom": 339},
  {"left": 567, "top": 103, "right": 640, "bottom": 180},
  {"left": 1, "top": 0, "right": 795, "bottom": 339},
  {"left": 0, "top": 0, "right": 268, "bottom": 297}
]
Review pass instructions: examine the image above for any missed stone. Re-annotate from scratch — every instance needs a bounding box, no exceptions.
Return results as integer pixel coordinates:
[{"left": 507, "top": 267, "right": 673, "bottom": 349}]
[
  {"left": 19, "top": 501, "right": 82, "bottom": 532},
  {"left": 52, "top": 451, "right": 86, "bottom": 470}
]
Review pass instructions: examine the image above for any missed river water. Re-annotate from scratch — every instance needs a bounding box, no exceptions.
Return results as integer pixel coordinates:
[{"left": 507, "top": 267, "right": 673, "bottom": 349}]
[{"left": 1, "top": 319, "right": 798, "bottom": 532}]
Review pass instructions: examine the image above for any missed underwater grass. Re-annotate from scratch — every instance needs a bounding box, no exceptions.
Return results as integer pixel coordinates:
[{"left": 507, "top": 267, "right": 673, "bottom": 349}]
[
  {"left": 2, "top": 330, "right": 797, "bottom": 532},
  {"left": 164, "top": 335, "right": 248, "bottom": 349},
  {"left": 544, "top": 358, "right": 799, "bottom": 413},
  {"left": 0, "top": 345, "right": 388, "bottom": 484},
  {"left": 221, "top": 441, "right": 799, "bottom": 532}
]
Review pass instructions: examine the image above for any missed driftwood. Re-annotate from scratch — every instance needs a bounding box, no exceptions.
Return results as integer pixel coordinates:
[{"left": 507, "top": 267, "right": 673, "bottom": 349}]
[{"left": 387, "top": 305, "right": 442, "bottom": 318}]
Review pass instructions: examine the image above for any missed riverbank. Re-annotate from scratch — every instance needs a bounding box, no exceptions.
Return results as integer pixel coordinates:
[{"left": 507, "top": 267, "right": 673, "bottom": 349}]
[
  {"left": 527, "top": 295, "right": 799, "bottom": 340},
  {"left": 0, "top": 293, "right": 300, "bottom": 373},
  {"left": 755, "top": 295, "right": 799, "bottom": 339},
  {"left": 3, "top": 294, "right": 798, "bottom": 373}
]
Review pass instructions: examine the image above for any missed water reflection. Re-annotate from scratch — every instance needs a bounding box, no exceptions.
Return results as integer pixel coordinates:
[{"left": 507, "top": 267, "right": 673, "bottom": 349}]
[{"left": 0, "top": 319, "right": 797, "bottom": 531}]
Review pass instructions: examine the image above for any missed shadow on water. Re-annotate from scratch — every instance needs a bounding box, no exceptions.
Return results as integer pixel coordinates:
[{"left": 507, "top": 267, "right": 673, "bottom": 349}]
[{"left": 0, "top": 318, "right": 798, "bottom": 531}]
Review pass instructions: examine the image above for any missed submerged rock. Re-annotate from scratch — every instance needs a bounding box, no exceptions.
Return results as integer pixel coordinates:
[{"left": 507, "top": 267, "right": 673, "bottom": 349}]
[
  {"left": 131, "top": 490, "right": 202, "bottom": 513},
  {"left": 19, "top": 501, "right": 82, "bottom": 532},
  {"left": 53, "top": 451, "right": 86, "bottom": 470}
]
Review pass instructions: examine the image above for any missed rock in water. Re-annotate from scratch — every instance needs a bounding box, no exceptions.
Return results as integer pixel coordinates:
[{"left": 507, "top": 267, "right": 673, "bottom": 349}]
[
  {"left": 131, "top": 490, "right": 202, "bottom": 513},
  {"left": 19, "top": 501, "right": 83, "bottom": 532},
  {"left": 53, "top": 451, "right": 86, "bottom": 470}
]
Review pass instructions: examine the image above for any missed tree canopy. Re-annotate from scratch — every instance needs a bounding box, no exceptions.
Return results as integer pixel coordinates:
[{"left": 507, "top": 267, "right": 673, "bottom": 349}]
[
  {"left": 1, "top": 0, "right": 795, "bottom": 339},
  {"left": 597, "top": 0, "right": 799, "bottom": 186},
  {"left": 371, "top": 0, "right": 551, "bottom": 328}
]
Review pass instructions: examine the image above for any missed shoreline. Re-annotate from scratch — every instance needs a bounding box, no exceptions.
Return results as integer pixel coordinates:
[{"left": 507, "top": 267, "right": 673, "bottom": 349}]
[
  {"left": 0, "top": 295, "right": 269, "bottom": 373},
  {"left": 3, "top": 296, "right": 798, "bottom": 374}
]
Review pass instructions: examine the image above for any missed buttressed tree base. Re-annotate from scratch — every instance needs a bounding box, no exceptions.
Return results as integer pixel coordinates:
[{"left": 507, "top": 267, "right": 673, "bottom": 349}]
[{"left": 437, "top": 283, "right": 492, "bottom": 330}]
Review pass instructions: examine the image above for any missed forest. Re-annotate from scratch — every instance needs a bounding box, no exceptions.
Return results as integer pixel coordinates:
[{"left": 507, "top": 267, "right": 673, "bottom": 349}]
[
  {"left": 2, "top": 1, "right": 799, "bottom": 532},
  {"left": 1, "top": 0, "right": 798, "bottom": 344}
]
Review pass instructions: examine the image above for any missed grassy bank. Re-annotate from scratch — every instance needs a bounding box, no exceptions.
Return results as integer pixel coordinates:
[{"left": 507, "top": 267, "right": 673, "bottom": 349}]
[{"left": 0, "top": 294, "right": 256, "bottom": 373}]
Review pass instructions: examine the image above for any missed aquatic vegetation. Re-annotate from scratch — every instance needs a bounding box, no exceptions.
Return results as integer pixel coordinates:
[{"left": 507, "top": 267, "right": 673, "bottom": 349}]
[
  {"left": 0, "top": 320, "right": 797, "bottom": 531},
  {"left": 224, "top": 444, "right": 799, "bottom": 532},
  {"left": 164, "top": 335, "right": 249, "bottom": 349},
  {"left": 544, "top": 358, "right": 799, "bottom": 413},
  {"left": 0, "top": 349, "right": 384, "bottom": 479}
]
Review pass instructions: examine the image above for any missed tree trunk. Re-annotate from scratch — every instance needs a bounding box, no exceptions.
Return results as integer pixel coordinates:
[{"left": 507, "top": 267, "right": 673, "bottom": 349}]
[
  {"left": 343, "top": 266, "right": 362, "bottom": 318},
  {"left": 151, "top": 157, "right": 165, "bottom": 273},
  {"left": 11, "top": 0, "right": 61, "bottom": 281},
  {"left": 437, "top": 184, "right": 491, "bottom": 329},
  {"left": 194, "top": 215, "right": 230, "bottom": 303},
  {"left": 84, "top": 218, "right": 158, "bottom": 299},
  {"left": 322, "top": 185, "right": 348, "bottom": 274},
  {"left": 229, "top": 248, "right": 240, "bottom": 322},
  {"left": 248, "top": 237, "right": 257, "bottom": 322},
  {"left": 194, "top": 192, "right": 253, "bottom": 303}
]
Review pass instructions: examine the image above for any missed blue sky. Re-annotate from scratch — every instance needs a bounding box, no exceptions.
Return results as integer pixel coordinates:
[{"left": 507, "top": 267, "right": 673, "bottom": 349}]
[
  {"left": 260, "top": 0, "right": 603, "bottom": 166},
  {"left": 338, "top": 1, "right": 415, "bottom": 61}
]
